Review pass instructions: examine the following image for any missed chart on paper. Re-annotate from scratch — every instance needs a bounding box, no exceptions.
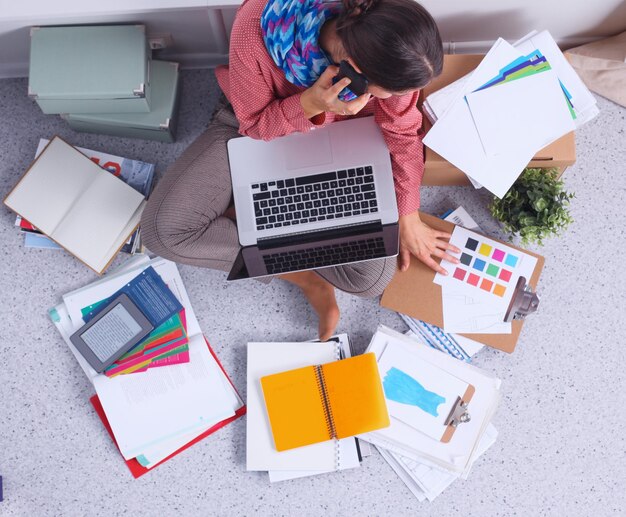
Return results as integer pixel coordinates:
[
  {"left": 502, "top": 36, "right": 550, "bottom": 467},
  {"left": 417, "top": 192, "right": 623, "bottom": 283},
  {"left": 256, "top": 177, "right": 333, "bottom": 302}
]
[{"left": 434, "top": 227, "right": 537, "bottom": 333}]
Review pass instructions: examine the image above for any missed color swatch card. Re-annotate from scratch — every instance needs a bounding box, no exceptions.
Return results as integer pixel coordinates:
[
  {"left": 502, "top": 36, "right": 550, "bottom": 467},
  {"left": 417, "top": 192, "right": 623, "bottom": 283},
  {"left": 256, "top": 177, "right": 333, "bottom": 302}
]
[
  {"left": 377, "top": 341, "right": 469, "bottom": 441},
  {"left": 434, "top": 227, "right": 537, "bottom": 334}
]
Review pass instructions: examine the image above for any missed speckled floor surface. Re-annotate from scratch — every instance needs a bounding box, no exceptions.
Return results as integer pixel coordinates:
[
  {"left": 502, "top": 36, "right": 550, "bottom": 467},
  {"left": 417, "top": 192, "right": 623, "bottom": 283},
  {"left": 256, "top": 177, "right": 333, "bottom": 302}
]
[{"left": 0, "top": 69, "right": 624, "bottom": 517}]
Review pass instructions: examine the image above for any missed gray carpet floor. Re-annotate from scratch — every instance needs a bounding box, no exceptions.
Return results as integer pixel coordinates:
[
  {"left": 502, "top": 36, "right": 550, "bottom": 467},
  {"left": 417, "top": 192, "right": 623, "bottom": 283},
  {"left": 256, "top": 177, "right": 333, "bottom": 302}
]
[{"left": 1, "top": 69, "right": 625, "bottom": 516}]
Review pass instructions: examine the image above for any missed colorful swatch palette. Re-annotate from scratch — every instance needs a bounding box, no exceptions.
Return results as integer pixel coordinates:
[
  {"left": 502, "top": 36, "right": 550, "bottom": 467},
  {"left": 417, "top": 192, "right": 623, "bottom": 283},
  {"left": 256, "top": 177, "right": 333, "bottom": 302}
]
[{"left": 451, "top": 237, "right": 520, "bottom": 298}]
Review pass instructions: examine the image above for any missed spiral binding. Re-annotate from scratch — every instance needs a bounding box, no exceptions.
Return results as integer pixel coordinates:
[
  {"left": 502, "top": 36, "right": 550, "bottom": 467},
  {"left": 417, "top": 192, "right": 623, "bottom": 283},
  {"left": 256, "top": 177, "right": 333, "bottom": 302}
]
[
  {"left": 314, "top": 364, "right": 337, "bottom": 441},
  {"left": 314, "top": 342, "right": 344, "bottom": 470}
]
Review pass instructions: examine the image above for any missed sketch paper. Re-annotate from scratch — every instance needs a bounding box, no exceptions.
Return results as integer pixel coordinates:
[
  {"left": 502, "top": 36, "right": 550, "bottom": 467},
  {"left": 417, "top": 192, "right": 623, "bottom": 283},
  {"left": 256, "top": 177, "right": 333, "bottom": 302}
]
[
  {"left": 433, "top": 227, "right": 537, "bottom": 334},
  {"left": 377, "top": 339, "right": 469, "bottom": 440},
  {"left": 360, "top": 327, "right": 501, "bottom": 475},
  {"left": 466, "top": 69, "right": 575, "bottom": 156}
]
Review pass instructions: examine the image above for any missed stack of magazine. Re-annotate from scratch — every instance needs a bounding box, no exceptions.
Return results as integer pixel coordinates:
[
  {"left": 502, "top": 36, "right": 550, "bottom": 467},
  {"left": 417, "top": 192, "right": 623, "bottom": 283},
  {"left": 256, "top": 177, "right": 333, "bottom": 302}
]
[
  {"left": 50, "top": 255, "right": 245, "bottom": 476},
  {"left": 14, "top": 138, "right": 155, "bottom": 255}
]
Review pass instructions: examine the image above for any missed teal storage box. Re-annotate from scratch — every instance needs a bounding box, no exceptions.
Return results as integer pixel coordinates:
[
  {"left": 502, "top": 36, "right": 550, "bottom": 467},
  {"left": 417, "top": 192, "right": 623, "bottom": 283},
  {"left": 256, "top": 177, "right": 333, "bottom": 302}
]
[
  {"left": 63, "top": 60, "right": 180, "bottom": 143},
  {"left": 29, "top": 25, "right": 151, "bottom": 114}
]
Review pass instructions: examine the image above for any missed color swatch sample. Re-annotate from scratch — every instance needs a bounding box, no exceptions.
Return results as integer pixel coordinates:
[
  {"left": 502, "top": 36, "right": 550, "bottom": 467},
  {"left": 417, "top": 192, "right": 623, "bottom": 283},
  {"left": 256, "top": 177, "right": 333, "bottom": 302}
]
[{"left": 444, "top": 231, "right": 526, "bottom": 300}]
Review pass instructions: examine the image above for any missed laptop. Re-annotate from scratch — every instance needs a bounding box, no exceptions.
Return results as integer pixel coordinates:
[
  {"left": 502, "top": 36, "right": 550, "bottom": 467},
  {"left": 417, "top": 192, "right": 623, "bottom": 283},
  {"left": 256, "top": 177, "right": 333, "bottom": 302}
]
[{"left": 226, "top": 116, "right": 399, "bottom": 280}]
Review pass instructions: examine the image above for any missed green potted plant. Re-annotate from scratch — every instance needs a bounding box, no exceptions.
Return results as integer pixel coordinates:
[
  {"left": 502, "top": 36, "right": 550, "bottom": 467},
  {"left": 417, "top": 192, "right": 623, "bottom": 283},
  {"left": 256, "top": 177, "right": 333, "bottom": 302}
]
[{"left": 490, "top": 167, "right": 575, "bottom": 246}]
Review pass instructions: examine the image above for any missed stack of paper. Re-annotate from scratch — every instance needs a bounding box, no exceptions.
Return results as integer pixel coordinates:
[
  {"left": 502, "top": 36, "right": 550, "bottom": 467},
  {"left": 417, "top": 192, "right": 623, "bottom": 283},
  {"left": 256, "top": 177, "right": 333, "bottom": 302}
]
[
  {"left": 423, "top": 30, "right": 598, "bottom": 197},
  {"left": 50, "top": 255, "right": 244, "bottom": 474},
  {"left": 359, "top": 326, "right": 501, "bottom": 501},
  {"left": 15, "top": 139, "right": 155, "bottom": 254},
  {"left": 246, "top": 335, "right": 363, "bottom": 482}
]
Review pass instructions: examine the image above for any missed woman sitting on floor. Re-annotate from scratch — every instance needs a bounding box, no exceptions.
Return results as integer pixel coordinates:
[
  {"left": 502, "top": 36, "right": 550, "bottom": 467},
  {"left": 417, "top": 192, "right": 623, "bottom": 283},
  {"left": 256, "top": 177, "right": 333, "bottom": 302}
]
[{"left": 141, "top": 0, "right": 460, "bottom": 340}]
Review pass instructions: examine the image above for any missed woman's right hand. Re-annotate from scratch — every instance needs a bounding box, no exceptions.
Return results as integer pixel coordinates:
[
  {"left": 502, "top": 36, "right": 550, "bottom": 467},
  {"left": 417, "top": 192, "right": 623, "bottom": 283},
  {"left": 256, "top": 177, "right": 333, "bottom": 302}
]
[{"left": 300, "top": 65, "right": 371, "bottom": 119}]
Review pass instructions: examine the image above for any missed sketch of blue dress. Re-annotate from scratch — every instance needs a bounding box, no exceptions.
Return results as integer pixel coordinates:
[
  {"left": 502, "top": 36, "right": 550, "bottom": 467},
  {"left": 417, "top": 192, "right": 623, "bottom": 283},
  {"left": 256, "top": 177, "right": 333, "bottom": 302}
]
[{"left": 383, "top": 367, "right": 446, "bottom": 417}]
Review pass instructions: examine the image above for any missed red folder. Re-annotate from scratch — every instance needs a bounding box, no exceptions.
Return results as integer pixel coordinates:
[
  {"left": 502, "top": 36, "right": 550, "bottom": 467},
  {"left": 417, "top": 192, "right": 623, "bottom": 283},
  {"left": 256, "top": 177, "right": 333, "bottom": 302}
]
[{"left": 90, "top": 337, "right": 246, "bottom": 478}]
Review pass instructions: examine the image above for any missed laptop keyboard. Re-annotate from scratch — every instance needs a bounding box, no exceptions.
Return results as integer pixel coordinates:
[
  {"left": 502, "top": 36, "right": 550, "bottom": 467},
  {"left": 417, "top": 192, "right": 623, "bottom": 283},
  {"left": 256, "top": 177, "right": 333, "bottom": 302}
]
[
  {"left": 251, "top": 166, "right": 379, "bottom": 231},
  {"left": 263, "top": 237, "right": 386, "bottom": 274}
]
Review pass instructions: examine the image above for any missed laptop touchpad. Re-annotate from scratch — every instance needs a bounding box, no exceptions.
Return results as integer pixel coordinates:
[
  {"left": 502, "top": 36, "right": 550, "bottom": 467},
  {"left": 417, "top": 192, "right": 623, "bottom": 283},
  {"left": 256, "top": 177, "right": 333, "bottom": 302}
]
[{"left": 285, "top": 130, "right": 333, "bottom": 170}]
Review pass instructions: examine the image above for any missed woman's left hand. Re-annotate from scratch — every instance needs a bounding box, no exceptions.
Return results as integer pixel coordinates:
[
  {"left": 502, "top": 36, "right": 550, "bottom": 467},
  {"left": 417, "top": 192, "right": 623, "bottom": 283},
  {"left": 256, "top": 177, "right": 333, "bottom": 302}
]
[{"left": 398, "top": 212, "right": 461, "bottom": 274}]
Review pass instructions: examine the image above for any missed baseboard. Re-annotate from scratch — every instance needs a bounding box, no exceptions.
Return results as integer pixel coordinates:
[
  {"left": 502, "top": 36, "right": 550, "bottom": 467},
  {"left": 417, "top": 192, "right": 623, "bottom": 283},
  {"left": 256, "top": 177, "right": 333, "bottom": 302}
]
[
  {"left": 444, "top": 36, "right": 601, "bottom": 54},
  {"left": 0, "top": 36, "right": 603, "bottom": 79}
]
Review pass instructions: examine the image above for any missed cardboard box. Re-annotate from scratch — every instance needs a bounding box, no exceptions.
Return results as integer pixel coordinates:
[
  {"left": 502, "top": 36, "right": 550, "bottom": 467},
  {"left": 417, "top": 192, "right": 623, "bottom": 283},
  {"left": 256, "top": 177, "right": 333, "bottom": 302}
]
[
  {"left": 64, "top": 61, "right": 180, "bottom": 143},
  {"left": 420, "top": 55, "right": 576, "bottom": 186},
  {"left": 29, "top": 25, "right": 151, "bottom": 114}
]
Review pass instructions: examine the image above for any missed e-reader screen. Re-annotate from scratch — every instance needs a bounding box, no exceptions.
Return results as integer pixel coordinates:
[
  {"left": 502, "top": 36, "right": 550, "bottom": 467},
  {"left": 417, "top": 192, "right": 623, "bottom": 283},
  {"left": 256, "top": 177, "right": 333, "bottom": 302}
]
[{"left": 70, "top": 293, "right": 154, "bottom": 372}]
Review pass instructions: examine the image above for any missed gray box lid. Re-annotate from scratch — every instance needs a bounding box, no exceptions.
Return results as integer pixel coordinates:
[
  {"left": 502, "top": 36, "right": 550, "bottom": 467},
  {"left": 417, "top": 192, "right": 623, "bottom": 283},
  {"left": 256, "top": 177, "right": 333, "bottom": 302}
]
[{"left": 29, "top": 25, "right": 149, "bottom": 101}]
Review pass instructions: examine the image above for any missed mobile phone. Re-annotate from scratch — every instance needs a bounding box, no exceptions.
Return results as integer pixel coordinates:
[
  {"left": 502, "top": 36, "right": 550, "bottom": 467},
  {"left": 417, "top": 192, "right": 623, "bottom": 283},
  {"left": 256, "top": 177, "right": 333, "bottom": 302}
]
[{"left": 335, "top": 60, "right": 369, "bottom": 97}]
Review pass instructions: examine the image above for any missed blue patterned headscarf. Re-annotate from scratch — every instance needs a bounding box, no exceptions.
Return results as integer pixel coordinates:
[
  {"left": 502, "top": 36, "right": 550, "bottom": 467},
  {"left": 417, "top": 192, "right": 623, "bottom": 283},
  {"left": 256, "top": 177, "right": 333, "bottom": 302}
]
[{"left": 261, "top": 0, "right": 356, "bottom": 101}]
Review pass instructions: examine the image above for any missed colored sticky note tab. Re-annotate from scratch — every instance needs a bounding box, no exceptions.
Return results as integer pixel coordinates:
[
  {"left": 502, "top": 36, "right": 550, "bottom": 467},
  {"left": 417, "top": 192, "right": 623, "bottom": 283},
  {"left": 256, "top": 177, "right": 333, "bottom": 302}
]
[
  {"left": 493, "top": 284, "right": 507, "bottom": 297},
  {"left": 499, "top": 269, "right": 512, "bottom": 282},
  {"left": 467, "top": 273, "right": 480, "bottom": 286},
  {"left": 492, "top": 249, "right": 505, "bottom": 262},
  {"left": 480, "top": 278, "right": 494, "bottom": 292},
  {"left": 453, "top": 267, "right": 467, "bottom": 281},
  {"left": 473, "top": 258, "right": 486, "bottom": 272},
  {"left": 479, "top": 243, "right": 492, "bottom": 256},
  {"left": 505, "top": 254, "right": 519, "bottom": 267},
  {"left": 465, "top": 238, "right": 479, "bottom": 251},
  {"left": 486, "top": 264, "right": 500, "bottom": 277}
]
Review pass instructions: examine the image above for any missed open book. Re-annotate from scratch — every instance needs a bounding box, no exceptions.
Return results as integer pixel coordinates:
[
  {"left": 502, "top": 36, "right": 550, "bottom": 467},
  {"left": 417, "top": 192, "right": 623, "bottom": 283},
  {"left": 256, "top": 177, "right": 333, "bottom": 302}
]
[{"left": 4, "top": 136, "right": 146, "bottom": 273}]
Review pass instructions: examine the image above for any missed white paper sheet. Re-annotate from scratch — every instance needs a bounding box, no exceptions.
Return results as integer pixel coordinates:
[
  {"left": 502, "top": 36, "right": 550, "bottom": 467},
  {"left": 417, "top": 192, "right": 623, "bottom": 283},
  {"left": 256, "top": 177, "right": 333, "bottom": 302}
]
[
  {"left": 466, "top": 70, "right": 576, "bottom": 157},
  {"left": 514, "top": 30, "right": 599, "bottom": 127},
  {"left": 423, "top": 38, "right": 567, "bottom": 198},
  {"left": 94, "top": 334, "right": 236, "bottom": 460},
  {"left": 377, "top": 342, "right": 469, "bottom": 440},
  {"left": 379, "top": 423, "right": 499, "bottom": 502},
  {"left": 359, "top": 327, "right": 501, "bottom": 475},
  {"left": 246, "top": 342, "right": 342, "bottom": 472},
  {"left": 267, "top": 334, "right": 361, "bottom": 481}
]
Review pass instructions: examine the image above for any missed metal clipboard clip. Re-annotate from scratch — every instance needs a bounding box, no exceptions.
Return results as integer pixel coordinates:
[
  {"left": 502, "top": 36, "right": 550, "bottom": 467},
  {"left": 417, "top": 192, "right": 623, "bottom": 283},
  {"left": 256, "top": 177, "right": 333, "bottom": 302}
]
[
  {"left": 504, "top": 276, "right": 540, "bottom": 323},
  {"left": 444, "top": 396, "right": 471, "bottom": 428}
]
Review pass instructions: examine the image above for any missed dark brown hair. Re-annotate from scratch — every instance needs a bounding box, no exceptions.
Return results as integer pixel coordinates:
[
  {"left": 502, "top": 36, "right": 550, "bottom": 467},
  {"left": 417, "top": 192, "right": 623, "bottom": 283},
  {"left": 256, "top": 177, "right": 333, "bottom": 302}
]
[{"left": 336, "top": 0, "right": 443, "bottom": 92}]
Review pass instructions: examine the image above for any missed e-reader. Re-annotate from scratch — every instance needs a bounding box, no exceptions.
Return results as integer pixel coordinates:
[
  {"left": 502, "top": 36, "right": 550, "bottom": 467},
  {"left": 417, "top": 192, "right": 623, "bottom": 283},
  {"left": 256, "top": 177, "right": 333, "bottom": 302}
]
[{"left": 70, "top": 293, "right": 154, "bottom": 373}]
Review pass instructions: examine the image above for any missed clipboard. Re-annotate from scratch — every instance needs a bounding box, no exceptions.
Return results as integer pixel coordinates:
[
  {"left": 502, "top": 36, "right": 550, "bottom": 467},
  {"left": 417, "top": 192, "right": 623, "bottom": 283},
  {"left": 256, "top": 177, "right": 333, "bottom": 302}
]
[
  {"left": 441, "top": 389, "right": 473, "bottom": 443},
  {"left": 380, "top": 212, "right": 545, "bottom": 353}
]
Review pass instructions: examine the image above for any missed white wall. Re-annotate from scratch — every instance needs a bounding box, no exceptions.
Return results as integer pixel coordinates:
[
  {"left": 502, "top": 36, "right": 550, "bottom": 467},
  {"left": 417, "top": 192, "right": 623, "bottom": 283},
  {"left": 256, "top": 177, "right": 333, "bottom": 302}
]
[
  {"left": 422, "top": 0, "right": 626, "bottom": 52},
  {"left": 0, "top": 0, "right": 624, "bottom": 78}
]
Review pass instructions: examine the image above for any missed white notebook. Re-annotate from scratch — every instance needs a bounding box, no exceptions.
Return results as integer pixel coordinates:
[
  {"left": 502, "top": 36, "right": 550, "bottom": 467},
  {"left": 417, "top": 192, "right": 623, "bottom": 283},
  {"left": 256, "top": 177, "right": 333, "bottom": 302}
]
[
  {"left": 246, "top": 340, "right": 360, "bottom": 473},
  {"left": 4, "top": 137, "right": 146, "bottom": 273}
]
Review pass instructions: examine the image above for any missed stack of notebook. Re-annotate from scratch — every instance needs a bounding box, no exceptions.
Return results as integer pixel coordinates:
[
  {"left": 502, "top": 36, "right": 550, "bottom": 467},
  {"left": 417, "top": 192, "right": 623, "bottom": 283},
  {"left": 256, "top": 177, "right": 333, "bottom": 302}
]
[
  {"left": 14, "top": 138, "right": 155, "bottom": 255},
  {"left": 50, "top": 255, "right": 245, "bottom": 476},
  {"left": 359, "top": 326, "right": 501, "bottom": 502},
  {"left": 246, "top": 335, "right": 388, "bottom": 482},
  {"left": 423, "top": 30, "right": 598, "bottom": 197}
]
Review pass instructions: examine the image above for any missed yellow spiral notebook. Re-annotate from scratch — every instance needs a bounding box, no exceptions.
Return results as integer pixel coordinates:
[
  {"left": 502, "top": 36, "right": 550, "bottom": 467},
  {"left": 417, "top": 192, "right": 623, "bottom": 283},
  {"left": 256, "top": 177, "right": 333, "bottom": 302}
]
[{"left": 260, "top": 353, "right": 390, "bottom": 452}]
